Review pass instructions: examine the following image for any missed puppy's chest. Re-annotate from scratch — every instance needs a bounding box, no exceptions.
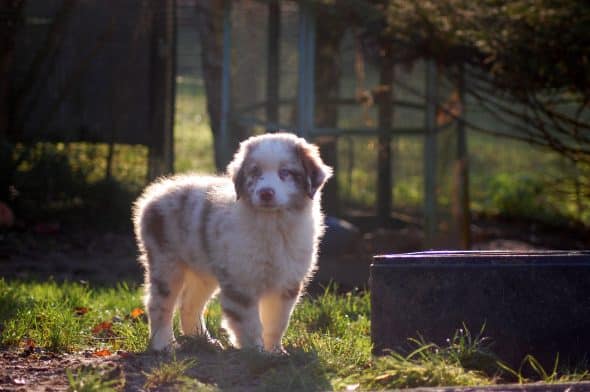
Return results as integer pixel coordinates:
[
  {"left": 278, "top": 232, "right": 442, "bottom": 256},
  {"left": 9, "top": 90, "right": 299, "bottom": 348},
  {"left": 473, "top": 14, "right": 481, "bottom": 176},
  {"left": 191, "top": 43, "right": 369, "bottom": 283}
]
[
  {"left": 243, "top": 233, "right": 304, "bottom": 269},
  {"left": 224, "top": 227, "right": 310, "bottom": 283}
]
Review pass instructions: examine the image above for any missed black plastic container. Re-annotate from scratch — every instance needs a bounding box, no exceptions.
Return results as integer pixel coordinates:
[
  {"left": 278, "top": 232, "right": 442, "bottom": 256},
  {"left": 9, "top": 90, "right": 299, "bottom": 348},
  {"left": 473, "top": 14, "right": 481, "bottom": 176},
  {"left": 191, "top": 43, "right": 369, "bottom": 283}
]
[{"left": 370, "top": 251, "right": 590, "bottom": 367}]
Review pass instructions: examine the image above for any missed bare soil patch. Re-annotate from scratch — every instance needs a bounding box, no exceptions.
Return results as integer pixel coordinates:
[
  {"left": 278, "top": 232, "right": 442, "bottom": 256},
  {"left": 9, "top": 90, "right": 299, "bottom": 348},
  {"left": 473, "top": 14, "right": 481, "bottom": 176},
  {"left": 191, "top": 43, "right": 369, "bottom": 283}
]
[{"left": 0, "top": 349, "right": 120, "bottom": 391}]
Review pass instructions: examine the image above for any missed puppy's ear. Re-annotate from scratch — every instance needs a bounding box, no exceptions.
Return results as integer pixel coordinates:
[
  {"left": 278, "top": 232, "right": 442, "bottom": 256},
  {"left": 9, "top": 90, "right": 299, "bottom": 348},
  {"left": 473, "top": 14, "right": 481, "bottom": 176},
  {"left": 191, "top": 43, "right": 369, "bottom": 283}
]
[
  {"left": 297, "top": 141, "right": 333, "bottom": 199},
  {"left": 232, "top": 165, "right": 246, "bottom": 200},
  {"left": 226, "top": 142, "right": 249, "bottom": 200}
]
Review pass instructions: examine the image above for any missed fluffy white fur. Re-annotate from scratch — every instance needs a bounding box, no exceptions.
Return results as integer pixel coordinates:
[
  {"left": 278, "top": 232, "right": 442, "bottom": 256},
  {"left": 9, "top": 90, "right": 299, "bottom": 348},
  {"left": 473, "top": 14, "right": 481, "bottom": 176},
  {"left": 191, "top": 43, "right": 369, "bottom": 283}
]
[{"left": 132, "top": 133, "right": 332, "bottom": 352}]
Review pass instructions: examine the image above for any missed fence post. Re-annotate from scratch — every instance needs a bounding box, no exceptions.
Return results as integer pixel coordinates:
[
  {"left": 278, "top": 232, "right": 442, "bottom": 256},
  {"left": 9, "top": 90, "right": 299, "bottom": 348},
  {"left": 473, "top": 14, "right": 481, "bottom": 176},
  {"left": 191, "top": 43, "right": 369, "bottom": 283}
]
[
  {"left": 297, "top": 3, "right": 315, "bottom": 139},
  {"left": 424, "top": 60, "right": 438, "bottom": 247},
  {"left": 454, "top": 65, "right": 471, "bottom": 249},
  {"left": 266, "top": 0, "right": 280, "bottom": 131},
  {"left": 377, "top": 44, "right": 394, "bottom": 226},
  {"left": 148, "top": 0, "right": 176, "bottom": 180},
  {"left": 218, "top": 0, "right": 232, "bottom": 167}
]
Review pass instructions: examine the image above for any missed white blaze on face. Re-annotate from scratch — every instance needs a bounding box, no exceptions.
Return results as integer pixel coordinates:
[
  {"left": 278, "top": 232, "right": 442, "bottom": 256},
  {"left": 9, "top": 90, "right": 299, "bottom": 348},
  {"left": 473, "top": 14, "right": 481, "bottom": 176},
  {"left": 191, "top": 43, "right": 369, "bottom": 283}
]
[{"left": 246, "top": 140, "right": 303, "bottom": 209}]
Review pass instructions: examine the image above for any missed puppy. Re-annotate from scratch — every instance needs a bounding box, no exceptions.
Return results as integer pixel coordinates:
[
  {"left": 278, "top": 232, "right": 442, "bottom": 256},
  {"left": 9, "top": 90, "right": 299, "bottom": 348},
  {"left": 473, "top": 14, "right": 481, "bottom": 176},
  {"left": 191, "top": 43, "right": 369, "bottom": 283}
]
[{"left": 132, "top": 133, "right": 332, "bottom": 352}]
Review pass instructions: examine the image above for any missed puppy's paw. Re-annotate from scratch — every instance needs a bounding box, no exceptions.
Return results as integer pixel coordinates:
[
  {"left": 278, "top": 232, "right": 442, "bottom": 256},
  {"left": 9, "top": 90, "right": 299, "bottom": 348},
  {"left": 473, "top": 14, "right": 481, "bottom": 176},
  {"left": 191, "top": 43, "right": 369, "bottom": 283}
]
[
  {"left": 149, "top": 339, "right": 178, "bottom": 353},
  {"left": 269, "top": 344, "right": 289, "bottom": 357},
  {"left": 208, "top": 337, "right": 225, "bottom": 351}
]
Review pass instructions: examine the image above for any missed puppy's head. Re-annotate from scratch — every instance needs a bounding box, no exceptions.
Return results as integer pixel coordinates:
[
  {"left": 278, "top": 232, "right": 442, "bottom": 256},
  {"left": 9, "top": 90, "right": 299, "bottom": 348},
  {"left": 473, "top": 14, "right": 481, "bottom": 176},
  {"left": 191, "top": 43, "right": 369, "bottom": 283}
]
[{"left": 226, "top": 133, "right": 332, "bottom": 211}]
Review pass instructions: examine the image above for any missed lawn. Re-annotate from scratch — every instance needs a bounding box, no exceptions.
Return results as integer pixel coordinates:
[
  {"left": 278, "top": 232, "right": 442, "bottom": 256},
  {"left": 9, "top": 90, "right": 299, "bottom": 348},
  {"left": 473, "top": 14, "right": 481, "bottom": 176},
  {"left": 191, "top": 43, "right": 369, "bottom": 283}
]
[{"left": 1, "top": 279, "right": 588, "bottom": 391}]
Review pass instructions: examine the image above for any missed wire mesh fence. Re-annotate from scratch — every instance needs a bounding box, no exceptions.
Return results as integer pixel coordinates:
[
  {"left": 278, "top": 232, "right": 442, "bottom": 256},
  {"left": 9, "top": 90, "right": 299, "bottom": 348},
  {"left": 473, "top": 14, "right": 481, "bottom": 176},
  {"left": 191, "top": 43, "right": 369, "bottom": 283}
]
[{"left": 3, "top": 0, "right": 588, "bottom": 235}]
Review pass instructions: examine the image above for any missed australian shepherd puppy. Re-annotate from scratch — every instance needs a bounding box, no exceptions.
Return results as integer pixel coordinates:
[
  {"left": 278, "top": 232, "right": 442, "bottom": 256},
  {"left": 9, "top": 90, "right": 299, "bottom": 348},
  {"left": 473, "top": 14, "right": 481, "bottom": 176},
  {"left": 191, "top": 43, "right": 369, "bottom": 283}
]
[{"left": 133, "top": 133, "right": 332, "bottom": 353}]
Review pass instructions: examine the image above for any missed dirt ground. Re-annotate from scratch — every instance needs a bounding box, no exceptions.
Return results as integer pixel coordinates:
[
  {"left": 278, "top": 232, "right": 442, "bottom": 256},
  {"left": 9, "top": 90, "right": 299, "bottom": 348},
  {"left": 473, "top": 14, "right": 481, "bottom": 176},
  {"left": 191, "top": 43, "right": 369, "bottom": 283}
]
[
  {"left": 0, "top": 218, "right": 588, "bottom": 391},
  {"left": 0, "top": 342, "right": 254, "bottom": 392},
  {"left": 0, "top": 349, "right": 119, "bottom": 391}
]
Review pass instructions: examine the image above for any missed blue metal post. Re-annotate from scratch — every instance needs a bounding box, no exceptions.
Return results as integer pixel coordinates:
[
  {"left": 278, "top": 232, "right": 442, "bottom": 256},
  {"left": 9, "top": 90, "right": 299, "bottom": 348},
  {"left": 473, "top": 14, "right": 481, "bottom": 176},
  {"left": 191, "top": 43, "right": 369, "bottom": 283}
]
[{"left": 297, "top": 3, "right": 315, "bottom": 139}]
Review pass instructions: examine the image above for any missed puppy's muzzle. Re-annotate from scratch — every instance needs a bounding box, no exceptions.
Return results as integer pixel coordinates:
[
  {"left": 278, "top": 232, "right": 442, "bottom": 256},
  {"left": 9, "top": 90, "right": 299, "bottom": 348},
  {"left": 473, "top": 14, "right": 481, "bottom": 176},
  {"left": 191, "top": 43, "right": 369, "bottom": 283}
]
[{"left": 257, "top": 187, "right": 275, "bottom": 203}]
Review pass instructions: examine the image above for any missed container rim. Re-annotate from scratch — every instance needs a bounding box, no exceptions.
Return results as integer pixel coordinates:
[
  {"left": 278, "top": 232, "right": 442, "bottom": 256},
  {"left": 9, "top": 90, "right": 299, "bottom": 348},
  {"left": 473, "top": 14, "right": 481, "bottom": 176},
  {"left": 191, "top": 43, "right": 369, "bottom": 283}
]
[{"left": 371, "top": 250, "right": 590, "bottom": 267}]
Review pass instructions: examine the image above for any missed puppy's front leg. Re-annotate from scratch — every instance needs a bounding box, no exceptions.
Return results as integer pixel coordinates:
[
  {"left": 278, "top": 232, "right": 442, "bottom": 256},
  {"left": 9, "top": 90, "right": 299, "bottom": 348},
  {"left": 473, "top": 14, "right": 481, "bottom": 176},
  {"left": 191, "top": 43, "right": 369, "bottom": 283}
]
[
  {"left": 259, "top": 283, "right": 301, "bottom": 353},
  {"left": 220, "top": 285, "right": 263, "bottom": 349}
]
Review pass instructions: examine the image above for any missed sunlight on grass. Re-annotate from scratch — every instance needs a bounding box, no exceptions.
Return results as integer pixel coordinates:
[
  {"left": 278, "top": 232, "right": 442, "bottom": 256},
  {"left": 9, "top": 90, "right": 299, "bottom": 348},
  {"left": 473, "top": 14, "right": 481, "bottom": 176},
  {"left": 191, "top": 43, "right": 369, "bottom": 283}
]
[
  {"left": 0, "top": 279, "right": 146, "bottom": 352},
  {"left": 498, "top": 354, "right": 590, "bottom": 385},
  {"left": 336, "top": 350, "right": 491, "bottom": 390},
  {"left": 174, "top": 77, "right": 215, "bottom": 174},
  {"left": 335, "top": 128, "right": 590, "bottom": 226}
]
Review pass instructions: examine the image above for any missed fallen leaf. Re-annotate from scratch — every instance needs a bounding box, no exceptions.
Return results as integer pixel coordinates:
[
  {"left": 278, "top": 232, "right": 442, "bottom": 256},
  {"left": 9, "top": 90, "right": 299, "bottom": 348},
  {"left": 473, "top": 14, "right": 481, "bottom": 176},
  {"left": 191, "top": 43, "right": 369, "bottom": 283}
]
[
  {"left": 20, "top": 338, "right": 35, "bottom": 350},
  {"left": 130, "top": 307, "right": 144, "bottom": 319},
  {"left": 92, "top": 321, "right": 113, "bottom": 335},
  {"left": 74, "top": 306, "right": 89, "bottom": 316},
  {"left": 93, "top": 349, "right": 112, "bottom": 357}
]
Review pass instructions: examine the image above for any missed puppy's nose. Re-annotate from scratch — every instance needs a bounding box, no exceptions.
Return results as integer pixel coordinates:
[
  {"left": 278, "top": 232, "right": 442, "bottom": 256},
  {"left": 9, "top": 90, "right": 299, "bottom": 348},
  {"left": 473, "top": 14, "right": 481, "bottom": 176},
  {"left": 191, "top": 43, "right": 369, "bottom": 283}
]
[{"left": 258, "top": 188, "right": 275, "bottom": 202}]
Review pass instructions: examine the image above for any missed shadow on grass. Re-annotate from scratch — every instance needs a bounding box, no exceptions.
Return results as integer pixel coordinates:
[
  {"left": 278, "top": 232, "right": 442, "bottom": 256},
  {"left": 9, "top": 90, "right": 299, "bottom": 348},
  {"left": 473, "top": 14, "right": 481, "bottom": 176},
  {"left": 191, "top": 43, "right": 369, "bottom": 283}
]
[{"left": 116, "top": 338, "right": 331, "bottom": 391}]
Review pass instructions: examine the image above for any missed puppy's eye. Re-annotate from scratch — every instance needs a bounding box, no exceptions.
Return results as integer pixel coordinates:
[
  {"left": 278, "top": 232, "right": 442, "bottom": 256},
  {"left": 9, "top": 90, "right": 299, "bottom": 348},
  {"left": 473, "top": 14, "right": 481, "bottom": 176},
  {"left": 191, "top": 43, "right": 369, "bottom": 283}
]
[
  {"left": 249, "top": 166, "right": 261, "bottom": 177},
  {"left": 278, "top": 168, "right": 291, "bottom": 180}
]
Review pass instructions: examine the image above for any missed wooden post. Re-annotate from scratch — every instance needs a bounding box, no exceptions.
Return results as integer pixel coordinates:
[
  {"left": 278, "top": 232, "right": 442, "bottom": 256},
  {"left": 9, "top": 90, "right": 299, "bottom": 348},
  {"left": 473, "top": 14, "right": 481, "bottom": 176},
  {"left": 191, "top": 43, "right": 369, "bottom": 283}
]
[
  {"left": 148, "top": 0, "right": 176, "bottom": 180},
  {"left": 266, "top": 0, "right": 280, "bottom": 131},
  {"left": 424, "top": 60, "right": 438, "bottom": 247},
  {"left": 106, "top": 140, "right": 115, "bottom": 180},
  {"left": 454, "top": 65, "right": 471, "bottom": 249},
  {"left": 196, "top": 0, "right": 225, "bottom": 171},
  {"left": 308, "top": 4, "right": 343, "bottom": 216},
  {"left": 377, "top": 44, "right": 393, "bottom": 226},
  {"left": 218, "top": 0, "right": 232, "bottom": 168}
]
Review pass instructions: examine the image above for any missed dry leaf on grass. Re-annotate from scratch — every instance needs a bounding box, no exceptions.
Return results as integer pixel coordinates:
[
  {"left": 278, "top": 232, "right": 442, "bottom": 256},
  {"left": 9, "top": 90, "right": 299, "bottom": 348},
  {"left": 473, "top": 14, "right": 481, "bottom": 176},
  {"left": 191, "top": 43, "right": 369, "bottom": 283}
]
[
  {"left": 130, "top": 307, "right": 144, "bottom": 319},
  {"left": 92, "top": 321, "right": 114, "bottom": 336},
  {"left": 74, "top": 306, "right": 89, "bottom": 316},
  {"left": 92, "top": 349, "right": 112, "bottom": 357},
  {"left": 20, "top": 338, "right": 36, "bottom": 350}
]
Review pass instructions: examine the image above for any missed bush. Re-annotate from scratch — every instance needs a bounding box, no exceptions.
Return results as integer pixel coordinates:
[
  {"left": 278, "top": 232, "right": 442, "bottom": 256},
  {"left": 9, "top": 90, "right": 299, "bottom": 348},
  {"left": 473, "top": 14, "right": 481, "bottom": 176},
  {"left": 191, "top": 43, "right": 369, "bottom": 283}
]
[{"left": 0, "top": 141, "right": 143, "bottom": 229}]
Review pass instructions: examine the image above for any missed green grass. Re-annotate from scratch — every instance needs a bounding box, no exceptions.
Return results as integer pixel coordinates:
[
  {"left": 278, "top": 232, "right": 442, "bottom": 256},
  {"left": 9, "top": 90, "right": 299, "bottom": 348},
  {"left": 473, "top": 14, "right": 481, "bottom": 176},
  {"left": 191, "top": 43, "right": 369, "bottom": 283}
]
[
  {"left": 0, "top": 279, "right": 147, "bottom": 352},
  {"left": 335, "top": 130, "right": 590, "bottom": 227},
  {"left": 142, "top": 357, "right": 202, "bottom": 391},
  {"left": 2, "top": 280, "right": 588, "bottom": 390},
  {"left": 67, "top": 366, "right": 122, "bottom": 392},
  {"left": 174, "top": 77, "right": 216, "bottom": 174}
]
